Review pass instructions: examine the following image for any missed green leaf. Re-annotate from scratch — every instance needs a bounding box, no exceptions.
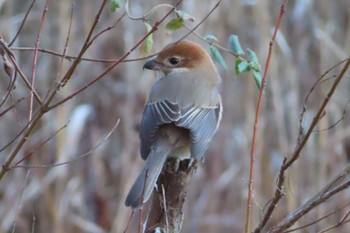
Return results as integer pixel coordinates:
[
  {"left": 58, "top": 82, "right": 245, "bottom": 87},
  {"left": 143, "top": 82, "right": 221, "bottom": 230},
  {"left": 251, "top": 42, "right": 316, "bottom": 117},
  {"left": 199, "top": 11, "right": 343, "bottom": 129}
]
[
  {"left": 229, "top": 35, "right": 245, "bottom": 55},
  {"left": 176, "top": 10, "right": 195, "bottom": 22},
  {"left": 252, "top": 70, "right": 262, "bottom": 89},
  {"left": 235, "top": 59, "right": 241, "bottom": 76},
  {"left": 235, "top": 59, "right": 250, "bottom": 75},
  {"left": 165, "top": 18, "right": 184, "bottom": 32},
  {"left": 139, "top": 23, "right": 153, "bottom": 57},
  {"left": 210, "top": 46, "right": 227, "bottom": 71},
  {"left": 247, "top": 48, "right": 258, "bottom": 63},
  {"left": 247, "top": 48, "right": 261, "bottom": 72},
  {"left": 247, "top": 61, "right": 259, "bottom": 72},
  {"left": 205, "top": 34, "right": 218, "bottom": 44},
  {"left": 109, "top": 0, "right": 122, "bottom": 12}
]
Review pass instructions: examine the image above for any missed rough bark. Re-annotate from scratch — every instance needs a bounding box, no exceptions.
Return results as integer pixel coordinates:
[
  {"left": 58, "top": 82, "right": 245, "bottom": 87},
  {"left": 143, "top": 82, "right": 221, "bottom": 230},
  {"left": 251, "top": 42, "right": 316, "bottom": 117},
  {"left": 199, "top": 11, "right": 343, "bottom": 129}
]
[{"left": 145, "top": 158, "right": 197, "bottom": 233}]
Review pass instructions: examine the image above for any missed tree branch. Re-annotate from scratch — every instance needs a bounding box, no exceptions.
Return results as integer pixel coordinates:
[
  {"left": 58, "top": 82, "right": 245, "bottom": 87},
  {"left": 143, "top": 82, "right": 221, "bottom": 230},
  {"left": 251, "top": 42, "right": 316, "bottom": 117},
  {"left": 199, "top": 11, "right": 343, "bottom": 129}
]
[{"left": 145, "top": 159, "right": 197, "bottom": 233}]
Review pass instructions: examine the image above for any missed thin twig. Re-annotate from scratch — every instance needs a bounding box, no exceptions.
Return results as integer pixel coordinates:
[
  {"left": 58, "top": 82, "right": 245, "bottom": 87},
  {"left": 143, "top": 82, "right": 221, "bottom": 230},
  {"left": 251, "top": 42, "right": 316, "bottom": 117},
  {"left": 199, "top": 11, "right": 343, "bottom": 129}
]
[
  {"left": 12, "top": 119, "right": 119, "bottom": 169},
  {"left": 29, "top": 0, "right": 50, "bottom": 122},
  {"left": 45, "top": 2, "right": 74, "bottom": 99},
  {"left": 0, "top": 0, "right": 109, "bottom": 182},
  {"left": 318, "top": 210, "right": 350, "bottom": 233},
  {"left": 123, "top": 209, "right": 135, "bottom": 233},
  {"left": 125, "top": 1, "right": 173, "bottom": 21},
  {"left": 284, "top": 203, "right": 350, "bottom": 232},
  {"left": 313, "top": 99, "right": 350, "bottom": 132},
  {"left": 0, "top": 0, "right": 178, "bottom": 182},
  {"left": 268, "top": 178, "right": 350, "bottom": 232},
  {"left": 254, "top": 158, "right": 287, "bottom": 233},
  {"left": 56, "top": 0, "right": 108, "bottom": 90},
  {"left": 8, "top": 0, "right": 36, "bottom": 46},
  {"left": 0, "top": 109, "right": 40, "bottom": 153},
  {"left": 297, "top": 58, "right": 349, "bottom": 146},
  {"left": 245, "top": 2, "right": 288, "bottom": 233},
  {"left": 85, "top": 12, "right": 126, "bottom": 54},
  {"left": 54, "top": 2, "right": 74, "bottom": 79},
  {"left": 0, "top": 37, "right": 42, "bottom": 104},
  {"left": 11, "top": 170, "right": 30, "bottom": 233},
  {"left": 10, "top": 46, "right": 159, "bottom": 63},
  {"left": 183, "top": 24, "right": 245, "bottom": 60},
  {"left": 0, "top": 98, "right": 25, "bottom": 118},
  {"left": 177, "top": 1, "right": 222, "bottom": 43},
  {"left": 48, "top": 0, "right": 182, "bottom": 110},
  {"left": 257, "top": 58, "right": 350, "bottom": 232},
  {"left": 0, "top": 107, "right": 42, "bottom": 179},
  {"left": 284, "top": 58, "right": 350, "bottom": 169},
  {"left": 268, "top": 136, "right": 350, "bottom": 232},
  {"left": 13, "top": 123, "right": 68, "bottom": 166}
]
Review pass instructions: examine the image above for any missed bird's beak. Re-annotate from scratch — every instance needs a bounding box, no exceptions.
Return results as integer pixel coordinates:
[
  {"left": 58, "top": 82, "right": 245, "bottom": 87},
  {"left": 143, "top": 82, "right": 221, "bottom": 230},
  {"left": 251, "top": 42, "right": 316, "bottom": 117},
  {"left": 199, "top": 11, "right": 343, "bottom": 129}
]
[{"left": 143, "top": 59, "right": 162, "bottom": 70}]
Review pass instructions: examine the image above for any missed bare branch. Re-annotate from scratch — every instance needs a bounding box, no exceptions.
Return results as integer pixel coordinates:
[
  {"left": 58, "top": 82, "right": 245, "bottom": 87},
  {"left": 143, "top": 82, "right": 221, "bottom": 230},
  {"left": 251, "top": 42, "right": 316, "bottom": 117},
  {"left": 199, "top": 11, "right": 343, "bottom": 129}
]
[
  {"left": 56, "top": 0, "right": 108, "bottom": 89},
  {"left": 0, "top": 97, "right": 25, "bottom": 118},
  {"left": 13, "top": 123, "right": 68, "bottom": 167},
  {"left": 54, "top": 2, "right": 74, "bottom": 79},
  {"left": 11, "top": 170, "right": 30, "bottom": 233},
  {"left": 0, "top": 109, "right": 40, "bottom": 153},
  {"left": 254, "top": 158, "right": 287, "bottom": 232},
  {"left": 178, "top": 1, "right": 222, "bottom": 42},
  {"left": 8, "top": 0, "right": 36, "bottom": 46},
  {"left": 318, "top": 210, "right": 350, "bottom": 233},
  {"left": 125, "top": 1, "right": 174, "bottom": 21},
  {"left": 0, "top": 37, "right": 42, "bottom": 104},
  {"left": 48, "top": 0, "right": 182, "bottom": 110},
  {"left": 255, "top": 58, "right": 350, "bottom": 232},
  {"left": 284, "top": 58, "right": 350, "bottom": 169},
  {"left": 122, "top": 210, "right": 135, "bottom": 233},
  {"left": 84, "top": 12, "right": 126, "bottom": 56},
  {"left": 246, "top": 1, "right": 289, "bottom": 232},
  {"left": 12, "top": 119, "right": 119, "bottom": 169},
  {"left": 285, "top": 203, "right": 350, "bottom": 232},
  {"left": 29, "top": 0, "right": 50, "bottom": 122},
  {"left": 268, "top": 162, "right": 350, "bottom": 232},
  {"left": 297, "top": 58, "right": 350, "bottom": 145},
  {"left": 10, "top": 46, "right": 159, "bottom": 63},
  {"left": 183, "top": 24, "right": 245, "bottom": 61},
  {"left": 313, "top": 99, "right": 350, "bottom": 133},
  {"left": 145, "top": 159, "right": 198, "bottom": 233}
]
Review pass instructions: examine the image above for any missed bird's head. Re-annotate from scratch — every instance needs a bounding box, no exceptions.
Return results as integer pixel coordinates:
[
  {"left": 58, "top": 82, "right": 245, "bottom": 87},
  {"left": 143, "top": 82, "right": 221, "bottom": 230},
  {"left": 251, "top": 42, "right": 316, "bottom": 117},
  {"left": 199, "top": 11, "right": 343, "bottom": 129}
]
[{"left": 143, "top": 40, "right": 218, "bottom": 76}]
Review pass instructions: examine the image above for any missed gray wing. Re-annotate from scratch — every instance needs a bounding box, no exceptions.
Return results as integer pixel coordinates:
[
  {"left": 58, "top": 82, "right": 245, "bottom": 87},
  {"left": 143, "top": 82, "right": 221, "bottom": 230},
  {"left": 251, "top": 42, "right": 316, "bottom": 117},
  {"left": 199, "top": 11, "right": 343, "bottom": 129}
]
[
  {"left": 140, "top": 100, "right": 181, "bottom": 159},
  {"left": 140, "top": 99, "right": 221, "bottom": 160},
  {"left": 176, "top": 103, "right": 221, "bottom": 159}
]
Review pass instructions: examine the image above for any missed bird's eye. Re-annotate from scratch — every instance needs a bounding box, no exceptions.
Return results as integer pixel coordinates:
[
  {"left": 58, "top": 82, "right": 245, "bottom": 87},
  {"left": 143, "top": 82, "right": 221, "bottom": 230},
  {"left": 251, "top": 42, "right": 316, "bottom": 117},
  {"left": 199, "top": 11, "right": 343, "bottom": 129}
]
[{"left": 168, "top": 57, "right": 180, "bottom": 65}]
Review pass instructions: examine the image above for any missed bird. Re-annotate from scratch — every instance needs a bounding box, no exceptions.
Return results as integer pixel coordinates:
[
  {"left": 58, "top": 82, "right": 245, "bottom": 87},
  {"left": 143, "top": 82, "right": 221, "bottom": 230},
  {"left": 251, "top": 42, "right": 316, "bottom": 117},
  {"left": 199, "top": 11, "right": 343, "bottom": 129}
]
[{"left": 125, "top": 40, "right": 222, "bottom": 208}]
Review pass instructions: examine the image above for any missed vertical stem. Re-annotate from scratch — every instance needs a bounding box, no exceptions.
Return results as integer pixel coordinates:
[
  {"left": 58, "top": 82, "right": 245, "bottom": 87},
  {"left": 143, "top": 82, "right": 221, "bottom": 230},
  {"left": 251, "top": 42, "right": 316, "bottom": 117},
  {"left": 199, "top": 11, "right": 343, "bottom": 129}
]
[
  {"left": 29, "top": 0, "right": 50, "bottom": 122},
  {"left": 245, "top": 2, "right": 288, "bottom": 233}
]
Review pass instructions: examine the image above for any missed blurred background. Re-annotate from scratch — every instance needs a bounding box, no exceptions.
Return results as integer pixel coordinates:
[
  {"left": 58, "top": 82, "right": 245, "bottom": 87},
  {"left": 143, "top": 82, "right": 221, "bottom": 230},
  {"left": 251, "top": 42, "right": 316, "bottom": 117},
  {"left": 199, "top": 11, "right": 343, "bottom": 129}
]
[{"left": 0, "top": 0, "right": 350, "bottom": 232}]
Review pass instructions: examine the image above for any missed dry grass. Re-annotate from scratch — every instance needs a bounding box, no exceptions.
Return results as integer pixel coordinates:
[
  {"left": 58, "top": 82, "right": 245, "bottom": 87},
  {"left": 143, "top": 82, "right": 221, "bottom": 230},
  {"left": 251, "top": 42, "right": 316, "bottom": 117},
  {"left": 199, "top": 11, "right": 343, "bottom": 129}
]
[{"left": 0, "top": 0, "right": 350, "bottom": 232}]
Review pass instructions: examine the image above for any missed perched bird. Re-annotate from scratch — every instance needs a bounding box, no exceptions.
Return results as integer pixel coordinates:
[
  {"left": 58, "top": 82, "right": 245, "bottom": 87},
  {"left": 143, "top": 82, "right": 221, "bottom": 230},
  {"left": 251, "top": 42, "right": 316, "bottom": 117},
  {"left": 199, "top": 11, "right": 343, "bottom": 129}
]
[{"left": 125, "top": 40, "right": 222, "bottom": 208}]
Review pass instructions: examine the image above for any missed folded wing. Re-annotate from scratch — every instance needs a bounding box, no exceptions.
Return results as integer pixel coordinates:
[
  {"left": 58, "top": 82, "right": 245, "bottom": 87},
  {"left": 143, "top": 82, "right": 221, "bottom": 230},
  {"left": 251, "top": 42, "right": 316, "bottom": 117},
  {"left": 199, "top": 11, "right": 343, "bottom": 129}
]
[{"left": 140, "top": 99, "right": 221, "bottom": 160}]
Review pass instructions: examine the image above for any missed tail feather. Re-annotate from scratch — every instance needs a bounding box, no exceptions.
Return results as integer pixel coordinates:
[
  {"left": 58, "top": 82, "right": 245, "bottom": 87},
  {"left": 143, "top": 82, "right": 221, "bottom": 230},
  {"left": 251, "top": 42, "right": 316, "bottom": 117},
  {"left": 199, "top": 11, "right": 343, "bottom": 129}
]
[{"left": 125, "top": 139, "right": 171, "bottom": 208}]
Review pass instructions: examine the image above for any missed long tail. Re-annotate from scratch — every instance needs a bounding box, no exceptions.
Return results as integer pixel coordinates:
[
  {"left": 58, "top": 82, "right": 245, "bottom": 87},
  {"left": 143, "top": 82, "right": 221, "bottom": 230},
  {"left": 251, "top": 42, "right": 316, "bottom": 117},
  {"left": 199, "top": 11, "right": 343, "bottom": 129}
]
[{"left": 125, "top": 138, "right": 171, "bottom": 208}]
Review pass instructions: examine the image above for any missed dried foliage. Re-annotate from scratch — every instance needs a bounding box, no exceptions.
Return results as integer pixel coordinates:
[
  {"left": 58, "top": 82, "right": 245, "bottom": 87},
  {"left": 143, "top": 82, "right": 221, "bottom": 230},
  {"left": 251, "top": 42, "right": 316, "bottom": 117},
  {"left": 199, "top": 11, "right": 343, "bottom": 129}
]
[{"left": 0, "top": 0, "right": 350, "bottom": 233}]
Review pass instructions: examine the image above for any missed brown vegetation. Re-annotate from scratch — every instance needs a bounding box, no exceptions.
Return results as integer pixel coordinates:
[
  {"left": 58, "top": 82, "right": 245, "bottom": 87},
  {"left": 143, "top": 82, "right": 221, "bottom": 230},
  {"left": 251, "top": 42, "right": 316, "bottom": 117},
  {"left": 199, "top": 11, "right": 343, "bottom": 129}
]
[{"left": 0, "top": 0, "right": 350, "bottom": 232}]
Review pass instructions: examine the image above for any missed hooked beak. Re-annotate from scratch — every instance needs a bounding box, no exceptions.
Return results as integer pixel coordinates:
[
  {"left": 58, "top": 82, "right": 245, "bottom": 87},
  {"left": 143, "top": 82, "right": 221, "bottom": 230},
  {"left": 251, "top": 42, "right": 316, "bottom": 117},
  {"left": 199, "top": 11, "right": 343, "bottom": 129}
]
[{"left": 143, "top": 59, "right": 162, "bottom": 70}]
